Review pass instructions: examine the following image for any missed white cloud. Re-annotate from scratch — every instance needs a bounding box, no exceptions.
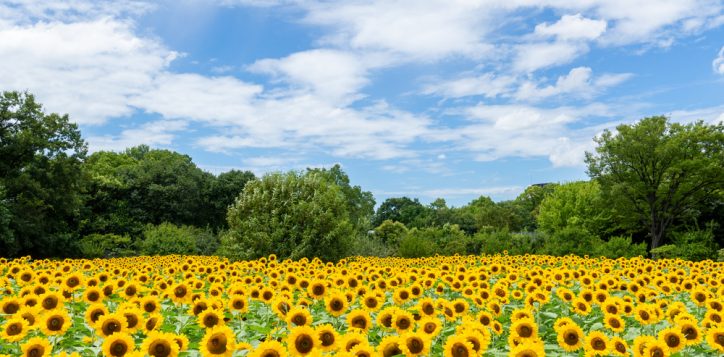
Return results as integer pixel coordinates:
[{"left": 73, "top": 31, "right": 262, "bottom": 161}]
[
  {"left": 422, "top": 73, "right": 516, "bottom": 98},
  {"left": 714, "top": 46, "right": 724, "bottom": 74},
  {"left": 514, "top": 67, "right": 632, "bottom": 101},
  {"left": 87, "top": 119, "right": 188, "bottom": 152},
  {"left": 0, "top": 18, "right": 175, "bottom": 125},
  {"left": 513, "top": 41, "right": 587, "bottom": 72},
  {"left": 535, "top": 14, "right": 607, "bottom": 41},
  {"left": 249, "top": 49, "right": 371, "bottom": 105}
]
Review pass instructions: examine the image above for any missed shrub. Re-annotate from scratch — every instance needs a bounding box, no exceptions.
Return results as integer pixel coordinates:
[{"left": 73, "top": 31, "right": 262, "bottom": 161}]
[
  {"left": 139, "top": 223, "right": 197, "bottom": 256},
  {"left": 349, "top": 234, "right": 395, "bottom": 257},
  {"left": 669, "top": 229, "right": 718, "bottom": 261},
  {"left": 78, "top": 233, "right": 133, "bottom": 258},
  {"left": 541, "top": 226, "right": 603, "bottom": 256},
  {"left": 373, "top": 220, "right": 408, "bottom": 246},
  {"left": 595, "top": 236, "right": 647, "bottom": 259},
  {"left": 398, "top": 231, "right": 437, "bottom": 258}
]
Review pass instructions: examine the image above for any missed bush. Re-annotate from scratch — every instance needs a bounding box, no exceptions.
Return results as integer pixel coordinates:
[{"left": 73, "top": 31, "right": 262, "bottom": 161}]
[
  {"left": 650, "top": 244, "right": 677, "bottom": 259},
  {"left": 669, "top": 229, "right": 718, "bottom": 261},
  {"left": 398, "top": 231, "right": 437, "bottom": 258},
  {"left": 373, "top": 220, "right": 408, "bottom": 246},
  {"left": 78, "top": 233, "right": 133, "bottom": 258},
  {"left": 595, "top": 236, "right": 647, "bottom": 259},
  {"left": 349, "top": 234, "right": 395, "bottom": 257},
  {"left": 139, "top": 223, "right": 198, "bottom": 256},
  {"left": 718, "top": 249, "right": 724, "bottom": 262},
  {"left": 221, "top": 171, "right": 355, "bottom": 262},
  {"left": 541, "top": 226, "right": 603, "bottom": 256}
]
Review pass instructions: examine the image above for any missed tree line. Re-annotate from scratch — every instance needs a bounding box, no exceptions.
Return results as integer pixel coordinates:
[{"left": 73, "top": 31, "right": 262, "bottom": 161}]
[{"left": 1, "top": 91, "right": 722, "bottom": 261}]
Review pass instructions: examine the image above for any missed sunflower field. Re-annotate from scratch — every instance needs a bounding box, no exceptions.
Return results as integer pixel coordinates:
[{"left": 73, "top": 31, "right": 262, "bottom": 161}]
[{"left": 0, "top": 254, "right": 723, "bottom": 357}]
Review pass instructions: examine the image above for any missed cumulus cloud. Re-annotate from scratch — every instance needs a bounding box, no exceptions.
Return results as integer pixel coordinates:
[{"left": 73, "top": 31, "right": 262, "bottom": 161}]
[
  {"left": 535, "top": 14, "right": 607, "bottom": 41},
  {"left": 514, "top": 67, "right": 632, "bottom": 101}
]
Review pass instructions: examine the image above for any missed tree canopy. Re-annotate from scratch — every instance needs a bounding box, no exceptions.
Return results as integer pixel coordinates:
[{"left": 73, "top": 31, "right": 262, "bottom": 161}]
[{"left": 585, "top": 116, "right": 724, "bottom": 249}]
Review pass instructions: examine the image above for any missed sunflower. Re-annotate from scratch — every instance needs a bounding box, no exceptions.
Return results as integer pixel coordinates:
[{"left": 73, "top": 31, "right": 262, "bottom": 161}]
[
  {"left": 40, "top": 308, "right": 71, "bottom": 336},
  {"left": 571, "top": 298, "right": 591, "bottom": 316},
  {"left": 102, "top": 332, "right": 135, "bottom": 357},
  {"left": 140, "top": 295, "right": 160, "bottom": 314},
  {"left": 361, "top": 293, "right": 383, "bottom": 311},
  {"left": 510, "top": 318, "right": 537, "bottom": 340},
  {"left": 556, "top": 323, "right": 584, "bottom": 352},
  {"left": 272, "top": 298, "right": 292, "bottom": 318},
  {"left": 97, "top": 312, "right": 127, "bottom": 337},
  {"left": 228, "top": 294, "right": 248, "bottom": 313},
  {"left": 461, "top": 329, "right": 490, "bottom": 355},
  {"left": 169, "top": 283, "right": 191, "bottom": 304},
  {"left": 376, "top": 307, "right": 397, "bottom": 330},
  {"left": 308, "top": 280, "right": 327, "bottom": 299},
  {"left": 201, "top": 325, "right": 236, "bottom": 357},
  {"left": 145, "top": 313, "right": 164, "bottom": 332},
  {"left": 0, "top": 297, "right": 21, "bottom": 315},
  {"left": 21, "top": 337, "right": 52, "bottom": 357},
  {"left": 377, "top": 336, "right": 403, "bottom": 357},
  {"left": 509, "top": 339, "right": 545, "bottom": 357},
  {"left": 633, "top": 336, "right": 657, "bottom": 357},
  {"left": 400, "top": 332, "right": 430, "bottom": 357},
  {"left": 83, "top": 287, "right": 104, "bottom": 304},
  {"left": 443, "top": 335, "right": 474, "bottom": 357},
  {"left": 658, "top": 327, "right": 685, "bottom": 353},
  {"left": 392, "top": 309, "right": 414, "bottom": 334},
  {"left": 38, "top": 292, "right": 63, "bottom": 311},
  {"left": 679, "top": 321, "right": 702, "bottom": 345},
  {"left": 322, "top": 292, "right": 348, "bottom": 318},
  {"left": 603, "top": 314, "right": 625, "bottom": 333},
  {"left": 609, "top": 336, "right": 629, "bottom": 356},
  {"left": 250, "top": 340, "right": 288, "bottom": 357},
  {"left": 286, "top": 307, "right": 312, "bottom": 327},
  {"left": 315, "top": 324, "right": 339, "bottom": 352},
  {"left": 1, "top": 316, "right": 30, "bottom": 342},
  {"left": 141, "top": 331, "right": 180, "bottom": 357},
  {"left": 634, "top": 306, "right": 654, "bottom": 325},
  {"left": 705, "top": 326, "right": 724, "bottom": 353},
  {"left": 346, "top": 309, "right": 371, "bottom": 332},
  {"left": 349, "top": 344, "right": 375, "bottom": 357},
  {"left": 340, "top": 332, "right": 367, "bottom": 353},
  {"left": 643, "top": 340, "right": 670, "bottom": 357},
  {"left": 120, "top": 307, "right": 144, "bottom": 333},
  {"left": 287, "top": 325, "right": 320, "bottom": 356},
  {"left": 416, "top": 297, "right": 436, "bottom": 316},
  {"left": 584, "top": 331, "right": 609, "bottom": 356},
  {"left": 16, "top": 305, "right": 40, "bottom": 329},
  {"left": 198, "top": 309, "right": 225, "bottom": 329},
  {"left": 63, "top": 272, "right": 84, "bottom": 291}
]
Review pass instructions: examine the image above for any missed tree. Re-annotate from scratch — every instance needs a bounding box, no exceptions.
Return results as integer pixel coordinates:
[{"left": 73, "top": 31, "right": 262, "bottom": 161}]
[
  {"left": 204, "top": 170, "right": 256, "bottom": 229},
  {"left": 373, "top": 197, "right": 431, "bottom": 228},
  {"left": 585, "top": 116, "right": 724, "bottom": 249},
  {"left": 0, "top": 186, "right": 12, "bottom": 250},
  {"left": 514, "top": 183, "right": 558, "bottom": 231},
  {"left": 373, "top": 220, "right": 408, "bottom": 246},
  {"left": 307, "top": 164, "right": 375, "bottom": 234},
  {"left": 221, "top": 171, "right": 354, "bottom": 261},
  {"left": 536, "top": 181, "right": 617, "bottom": 238},
  {"left": 0, "top": 91, "right": 87, "bottom": 257}
]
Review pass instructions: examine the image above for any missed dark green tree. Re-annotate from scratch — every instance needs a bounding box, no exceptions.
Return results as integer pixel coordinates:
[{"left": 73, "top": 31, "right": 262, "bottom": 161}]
[
  {"left": 0, "top": 91, "right": 87, "bottom": 257},
  {"left": 585, "top": 116, "right": 724, "bottom": 249},
  {"left": 373, "top": 197, "right": 431, "bottom": 228},
  {"left": 204, "top": 170, "right": 256, "bottom": 229}
]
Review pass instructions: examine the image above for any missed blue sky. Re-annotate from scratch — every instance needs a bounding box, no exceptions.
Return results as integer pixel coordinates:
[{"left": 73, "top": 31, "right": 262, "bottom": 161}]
[{"left": 1, "top": 0, "right": 723, "bottom": 206}]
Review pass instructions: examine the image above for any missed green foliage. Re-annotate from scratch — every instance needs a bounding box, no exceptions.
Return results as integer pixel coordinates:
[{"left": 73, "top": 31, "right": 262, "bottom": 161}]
[
  {"left": 669, "top": 229, "right": 718, "bottom": 261},
  {"left": 718, "top": 249, "right": 724, "bottom": 262},
  {"left": 349, "top": 234, "right": 395, "bottom": 257},
  {"left": 541, "top": 226, "right": 604, "bottom": 257},
  {"left": 0, "top": 91, "right": 87, "bottom": 257},
  {"left": 204, "top": 170, "right": 256, "bottom": 229},
  {"left": 78, "top": 233, "right": 133, "bottom": 258},
  {"left": 308, "top": 165, "right": 375, "bottom": 234},
  {"left": 139, "top": 223, "right": 199, "bottom": 256},
  {"left": 514, "top": 184, "right": 558, "bottom": 231},
  {"left": 373, "top": 197, "right": 431, "bottom": 228},
  {"left": 0, "top": 186, "right": 12, "bottom": 250},
  {"left": 471, "top": 230, "right": 545, "bottom": 256},
  {"left": 373, "top": 220, "right": 408, "bottom": 246},
  {"left": 650, "top": 244, "right": 677, "bottom": 259},
  {"left": 595, "top": 236, "right": 647, "bottom": 259},
  {"left": 397, "top": 232, "right": 437, "bottom": 258},
  {"left": 221, "top": 171, "right": 355, "bottom": 262},
  {"left": 586, "top": 116, "right": 724, "bottom": 249},
  {"left": 537, "top": 181, "right": 616, "bottom": 237}
]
